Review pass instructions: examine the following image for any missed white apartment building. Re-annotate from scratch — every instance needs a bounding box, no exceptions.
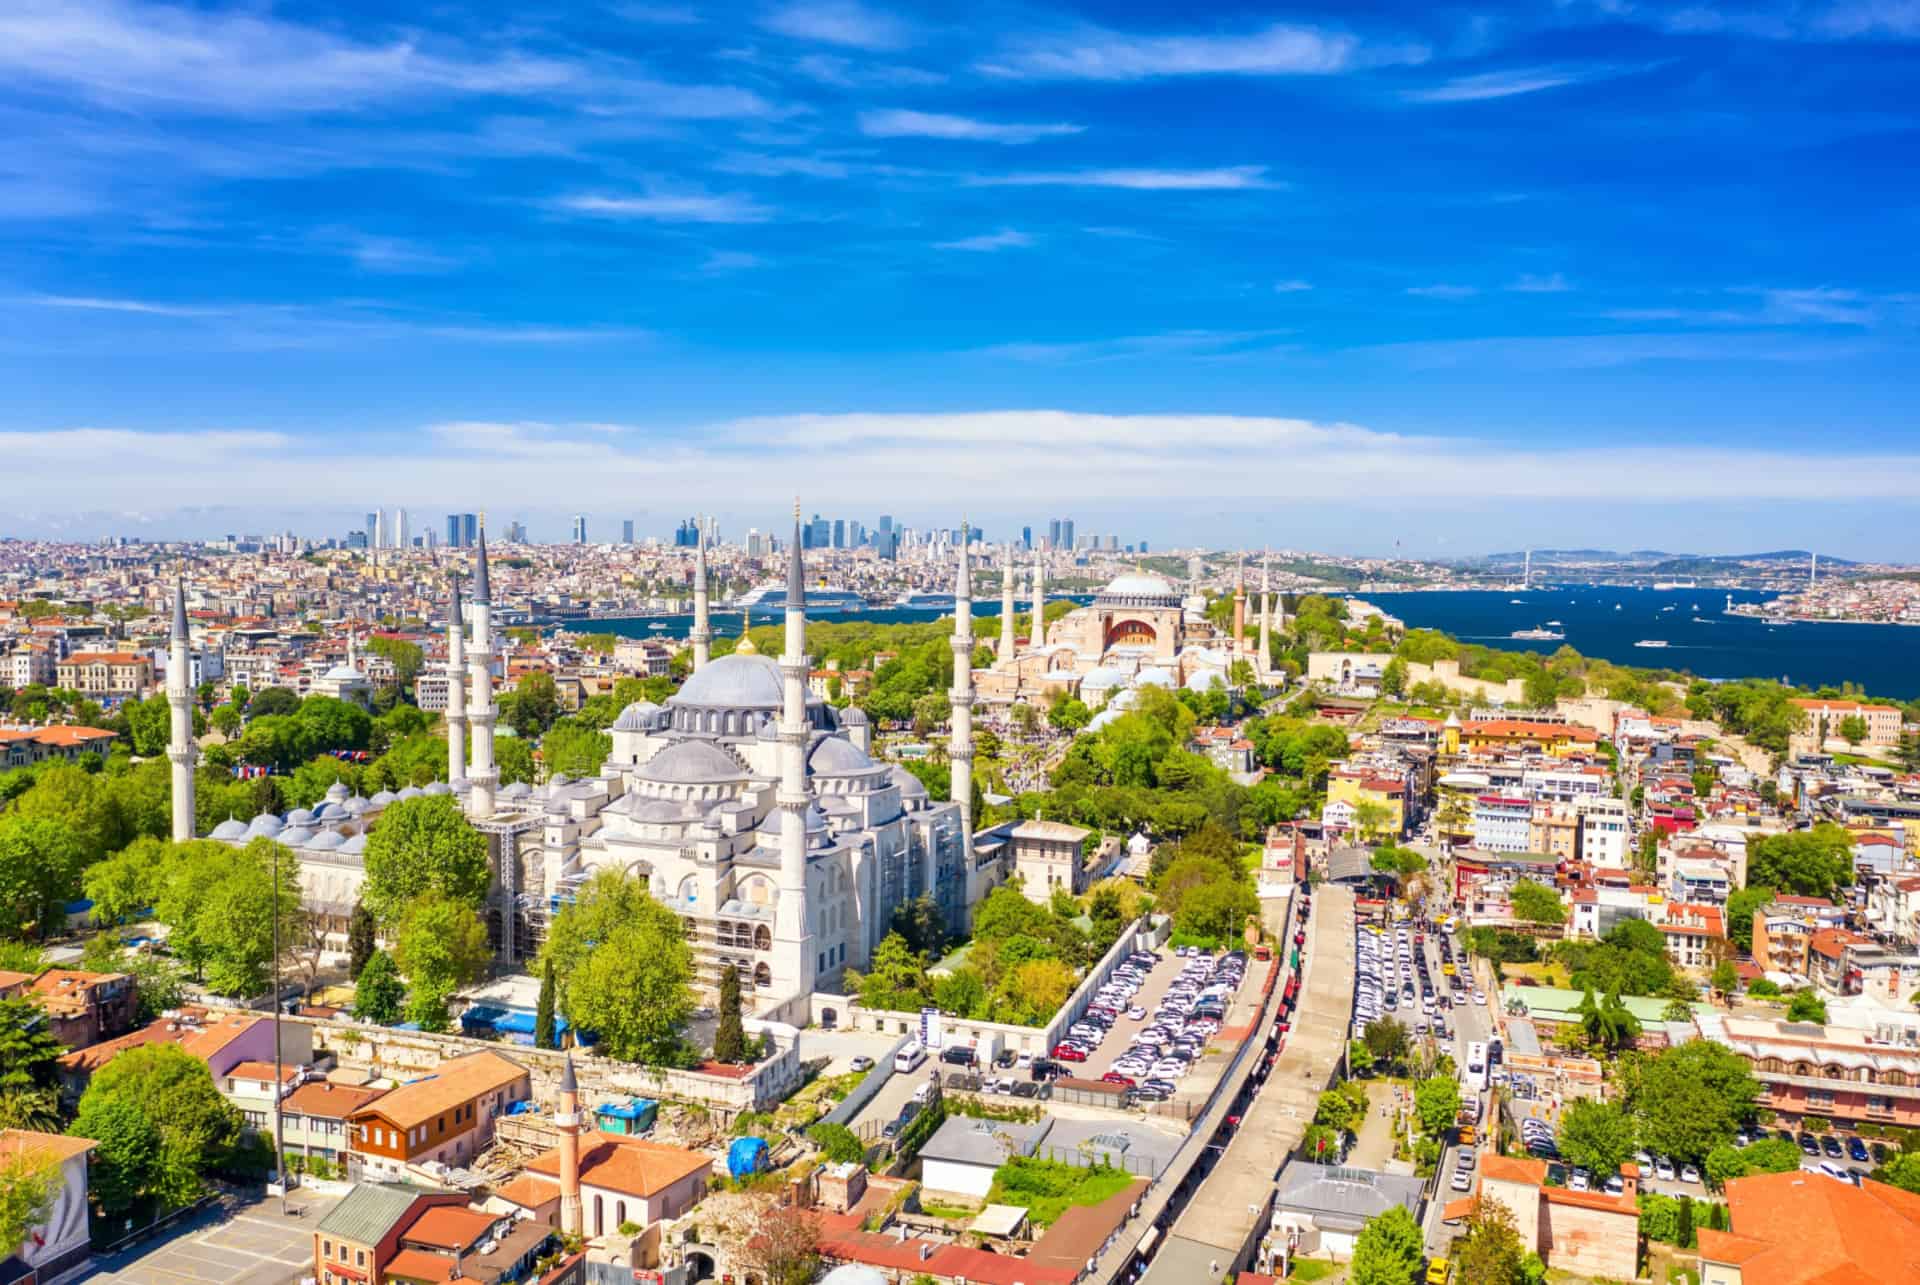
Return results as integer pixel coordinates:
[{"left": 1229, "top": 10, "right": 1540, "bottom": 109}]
[
  {"left": 1577, "top": 796, "right": 1632, "bottom": 869},
  {"left": 1472, "top": 795, "right": 1534, "bottom": 854}
]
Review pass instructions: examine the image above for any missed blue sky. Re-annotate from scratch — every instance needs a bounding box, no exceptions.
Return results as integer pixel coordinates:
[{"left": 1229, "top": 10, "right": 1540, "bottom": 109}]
[{"left": 2, "top": 0, "right": 1918, "bottom": 554}]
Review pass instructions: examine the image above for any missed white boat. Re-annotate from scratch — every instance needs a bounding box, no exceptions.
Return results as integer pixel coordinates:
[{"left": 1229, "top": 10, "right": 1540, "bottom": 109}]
[
  {"left": 1509, "top": 598, "right": 1527, "bottom": 605},
  {"left": 648, "top": 622, "right": 668, "bottom": 631},
  {"left": 731, "top": 584, "right": 869, "bottom": 613},
  {"left": 1652, "top": 579, "right": 1697, "bottom": 590},
  {"left": 1614, "top": 603, "right": 1622, "bottom": 611},
  {"left": 1511, "top": 628, "right": 1565, "bottom": 641},
  {"left": 1544, "top": 620, "right": 1562, "bottom": 626},
  {"left": 894, "top": 591, "right": 957, "bottom": 609},
  {"left": 1634, "top": 639, "right": 1670, "bottom": 648},
  {"left": 1764, "top": 616, "right": 1793, "bottom": 626}
]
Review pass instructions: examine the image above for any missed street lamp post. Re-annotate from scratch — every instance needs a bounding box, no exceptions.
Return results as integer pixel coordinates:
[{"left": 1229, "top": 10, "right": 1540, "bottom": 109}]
[{"left": 272, "top": 841, "right": 287, "bottom": 1215}]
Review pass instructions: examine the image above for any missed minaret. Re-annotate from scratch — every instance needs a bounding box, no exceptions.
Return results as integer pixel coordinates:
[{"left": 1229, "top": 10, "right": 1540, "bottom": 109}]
[
  {"left": 446, "top": 573, "right": 467, "bottom": 787},
  {"left": 690, "top": 530, "right": 712, "bottom": 671},
  {"left": 772, "top": 505, "right": 816, "bottom": 1004},
  {"left": 949, "top": 526, "right": 975, "bottom": 869},
  {"left": 1258, "top": 553, "right": 1272, "bottom": 677},
  {"left": 998, "top": 543, "right": 1017, "bottom": 665},
  {"left": 1032, "top": 551, "right": 1047, "bottom": 648},
  {"left": 556, "top": 1053, "right": 583, "bottom": 1236},
  {"left": 466, "top": 520, "right": 498, "bottom": 819},
  {"left": 1233, "top": 556, "right": 1247, "bottom": 654},
  {"left": 166, "top": 575, "right": 196, "bottom": 843}
]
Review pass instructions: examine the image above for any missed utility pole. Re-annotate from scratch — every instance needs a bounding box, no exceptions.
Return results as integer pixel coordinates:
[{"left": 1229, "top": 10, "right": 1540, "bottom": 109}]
[{"left": 272, "top": 842, "right": 287, "bottom": 1215}]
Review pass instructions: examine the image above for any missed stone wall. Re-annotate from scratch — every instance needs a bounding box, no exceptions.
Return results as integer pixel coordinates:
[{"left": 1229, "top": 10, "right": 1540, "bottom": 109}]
[
  {"left": 1541, "top": 1199, "right": 1638, "bottom": 1281},
  {"left": 1306, "top": 652, "right": 1528, "bottom": 705},
  {"left": 264, "top": 1013, "right": 803, "bottom": 1120}
]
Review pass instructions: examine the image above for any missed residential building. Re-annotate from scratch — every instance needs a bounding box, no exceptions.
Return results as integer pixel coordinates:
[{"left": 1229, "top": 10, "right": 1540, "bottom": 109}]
[
  {"left": 386, "top": 1204, "right": 555, "bottom": 1285},
  {"left": 1, "top": 1130, "right": 97, "bottom": 1285},
  {"left": 1669, "top": 855, "right": 1734, "bottom": 907},
  {"left": 1529, "top": 803, "right": 1580, "bottom": 862},
  {"left": 1456, "top": 719, "right": 1599, "bottom": 759},
  {"left": 1707, "top": 1012, "right": 1920, "bottom": 1128},
  {"left": 281, "top": 1081, "right": 388, "bottom": 1169},
  {"left": 1791, "top": 697, "right": 1902, "bottom": 748},
  {"left": 53, "top": 651, "right": 152, "bottom": 700},
  {"left": 29, "top": 970, "right": 138, "bottom": 1049},
  {"left": 1472, "top": 796, "right": 1535, "bottom": 854},
  {"left": 1266, "top": 1162, "right": 1427, "bottom": 1262},
  {"left": 312, "top": 1182, "right": 468, "bottom": 1285},
  {"left": 1577, "top": 796, "right": 1632, "bottom": 870},
  {"left": 1752, "top": 898, "right": 1849, "bottom": 979},
  {"left": 1011, "top": 820, "right": 1094, "bottom": 905},
  {"left": 0, "top": 725, "right": 118, "bottom": 769},
  {"left": 1326, "top": 770, "right": 1408, "bottom": 840},
  {"left": 346, "top": 1050, "right": 530, "bottom": 1180},
  {"left": 1698, "top": 1169, "right": 1920, "bottom": 1284},
  {"left": 1657, "top": 902, "right": 1727, "bottom": 970}
]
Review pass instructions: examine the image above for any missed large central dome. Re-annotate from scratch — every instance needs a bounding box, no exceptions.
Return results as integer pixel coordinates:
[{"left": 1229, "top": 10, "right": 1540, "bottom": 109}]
[
  {"left": 1096, "top": 571, "right": 1181, "bottom": 606},
  {"left": 669, "top": 652, "right": 785, "bottom": 709}
]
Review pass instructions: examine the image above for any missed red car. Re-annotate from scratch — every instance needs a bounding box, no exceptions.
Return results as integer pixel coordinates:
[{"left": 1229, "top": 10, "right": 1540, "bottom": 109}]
[
  {"left": 1051, "top": 1043, "right": 1088, "bottom": 1062},
  {"left": 1101, "top": 1072, "right": 1137, "bottom": 1087}
]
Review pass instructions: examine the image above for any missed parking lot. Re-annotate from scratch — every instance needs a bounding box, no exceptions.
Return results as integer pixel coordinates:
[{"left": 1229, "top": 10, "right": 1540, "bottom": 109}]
[
  {"left": 1066, "top": 944, "right": 1252, "bottom": 1099},
  {"left": 87, "top": 1187, "right": 339, "bottom": 1285}
]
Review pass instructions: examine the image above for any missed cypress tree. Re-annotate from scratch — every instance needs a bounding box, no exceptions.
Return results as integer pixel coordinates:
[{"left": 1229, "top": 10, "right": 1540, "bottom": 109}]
[
  {"left": 347, "top": 900, "right": 377, "bottom": 981},
  {"left": 1676, "top": 1194, "right": 1694, "bottom": 1249},
  {"left": 713, "top": 964, "right": 746, "bottom": 1063},
  {"left": 534, "top": 956, "right": 557, "bottom": 1050}
]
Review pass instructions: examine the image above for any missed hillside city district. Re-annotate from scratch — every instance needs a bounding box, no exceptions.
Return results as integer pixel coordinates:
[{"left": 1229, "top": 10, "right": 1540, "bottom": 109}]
[{"left": 4, "top": 514, "right": 1920, "bottom": 1285}]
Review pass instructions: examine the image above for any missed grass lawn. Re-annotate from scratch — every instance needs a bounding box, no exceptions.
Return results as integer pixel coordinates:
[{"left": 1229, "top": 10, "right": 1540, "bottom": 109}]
[
  {"left": 1502, "top": 960, "right": 1572, "bottom": 988},
  {"left": 986, "top": 1156, "right": 1137, "bottom": 1227},
  {"left": 1287, "top": 1260, "right": 1336, "bottom": 1282},
  {"left": 916, "top": 1198, "right": 977, "bottom": 1221}
]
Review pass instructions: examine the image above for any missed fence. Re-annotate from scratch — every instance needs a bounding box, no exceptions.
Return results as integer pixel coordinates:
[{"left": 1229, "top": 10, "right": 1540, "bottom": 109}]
[{"left": 819, "top": 1031, "right": 915, "bottom": 1130}]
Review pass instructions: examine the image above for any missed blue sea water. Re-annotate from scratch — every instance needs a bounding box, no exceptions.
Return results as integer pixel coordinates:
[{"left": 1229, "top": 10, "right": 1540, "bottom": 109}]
[{"left": 1362, "top": 587, "right": 1920, "bottom": 698}]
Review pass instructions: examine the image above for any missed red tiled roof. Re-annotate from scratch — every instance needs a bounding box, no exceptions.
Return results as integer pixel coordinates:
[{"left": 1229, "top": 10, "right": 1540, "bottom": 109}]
[
  {"left": 525, "top": 1136, "right": 709, "bottom": 1199},
  {"left": 1706, "top": 1171, "right": 1920, "bottom": 1284}
]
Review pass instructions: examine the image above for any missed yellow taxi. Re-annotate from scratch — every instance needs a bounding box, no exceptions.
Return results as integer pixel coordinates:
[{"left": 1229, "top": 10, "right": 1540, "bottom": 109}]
[
  {"left": 1427, "top": 1258, "right": 1451, "bottom": 1284},
  {"left": 1442, "top": 963, "right": 1456, "bottom": 976}
]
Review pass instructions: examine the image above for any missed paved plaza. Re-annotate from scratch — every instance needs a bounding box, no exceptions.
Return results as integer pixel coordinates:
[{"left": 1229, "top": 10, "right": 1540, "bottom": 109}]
[{"left": 83, "top": 1187, "right": 338, "bottom": 1285}]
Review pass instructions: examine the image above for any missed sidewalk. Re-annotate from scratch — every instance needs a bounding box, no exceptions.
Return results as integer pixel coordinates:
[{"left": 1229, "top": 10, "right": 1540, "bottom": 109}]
[{"left": 1347, "top": 1080, "right": 1411, "bottom": 1172}]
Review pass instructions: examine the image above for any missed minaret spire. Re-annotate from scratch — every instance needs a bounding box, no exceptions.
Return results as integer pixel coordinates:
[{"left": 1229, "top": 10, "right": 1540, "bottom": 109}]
[
  {"left": 690, "top": 529, "right": 712, "bottom": 671},
  {"left": 166, "top": 572, "right": 196, "bottom": 842},
  {"left": 466, "top": 518, "right": 498, "bottom": 818},
  {"left": 556, "top": 1052, "right": 583, "bottom": 1236},
  {"left": 948, "top": 524, "right": 975, "bottom": 876},
  {"left": 998, "top": 542, "right": 1017, "bottom": 667},
  {"left": 1232, "top": 554, "right": 1247, "bottom": 654},
  {"left": 772, "top": 500, "right": 816, "bottom": 1006},
  {"left": 1031, "top": 549, "right": 1047, "bottom": 649},
  {"left": 446, "top": 573, "right": 467, "bottom": 786},
  {"left": 1258, "top": 552, "right": 1272, "bottom": 679}
]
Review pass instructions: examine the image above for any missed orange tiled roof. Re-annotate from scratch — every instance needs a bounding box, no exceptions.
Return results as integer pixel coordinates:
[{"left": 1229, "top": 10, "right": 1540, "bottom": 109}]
[
  {"left": 491, "top": 1173, "right": 560, "bottom": 1210},
  {"left": 1707, "top": 1171, "right": 1920, "bottom": 1284},
  {"left": 525, "top": 1136, "right": 710, "bottom": 1199},
  {"left": 1481, "top": 1155, "right": 1549, "bottom": 1186},
  {"left": 0, "top": 1128, "right": 96, "bottom": 1166},
  {"left": 402, "top": 1205, "right": 499, "bottom": 1250},
  {"left": 282, "top": 1081, "right": 386, "bottom": 1120},
  {"left": 351, "top": 1051, "right": 526, "bottom": 1130},
  {"left": 385, "top": 1248, "right": 457, "bottom": 1283}
]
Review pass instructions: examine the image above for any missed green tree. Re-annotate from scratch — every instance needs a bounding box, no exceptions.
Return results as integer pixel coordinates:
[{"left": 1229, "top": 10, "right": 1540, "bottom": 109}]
[
  {"left": 1786, "top": 990, "right": 1829, "bottom": 1024},
  {"left": 69, "top": 1094, "right": 162, "bottom": 1213},
  {"left": 539, "top": 868, "right": 695, "bottom": 1065},
  {"left": 713, "top": 964, "right": 747, "bottom": 1064},
  {"left": 504, "top": 672, "right": 560, "bottom": 738},
  {"left": 1509, "top": 879, "right": 1566, "bottom": 925},
  {"left": 1709, "top": 959, "right": 1739, "bottom": 998},
  {"left": 889, "top": 893, "right": 950, "bottom": 960},
  {"left": 1725, "top": 885, "right": 1775, "bottom": 954},
  {"left": 1558, "top": 1098, "right": 1637, "bottom": 1176},
  {"left": 1454, "top": 1192, "right": 1527, "bottom": 1285},
  {"left": 1574, "top": 986, "right": 1642, "bottom": 1053},
  {"left": 84, "top": 835, "right": 172, "bottom": 924},
  {"left": 1379, "top": 657, "right": 1408, "bottom": 699},
  {"left": 540, "top": 718, "right": 612, "bottom": 779},
  {"left": 197, "top": 838, "right": 304, "bottom": 998},
  {"left": 1838, "top": 714, "right": 1868, "bottom": 747},
  {"left": 1745, "top": 825, "right": 1855, "bottom": 900},
  {"left": 78, "top": 1043, "right": 241, "bottom": 1206},
  {"left": 123, "top": 692, "right": 174, "bottom": 757},
  {"left": 360, "top": 795, "right": 491, "bottom": 925},
  {"left": 0, "top": 1152, "right": 55, "bottom": 1261},
  {"left": 1365, "top": 1018, "right": 1412, "bottom": 1069},
  {"left": 1629, "top": 1040, "right": 1760, "bottom": 1163},
  {"left": 347, "top": 900, "right": 377, "bottom": 980},
  {"left": 1349, "top": 1204, "right": 1425, "bottom": 1285},
  {"left": 352, "top": 949, "right": 406, "bottom": 1024},
  {"left": 1414, "top": 1075, "right": 1461, "bottom": 1138},
  {"left": 534, "top": 956, "right": 558, "bottom": 1051},
  {"left": 807, "top": 1121, "right": 866, "bottom": 1164},
  {"left": 497, "top": 735, "right": 537, "bottom": 787},
  {"left": 1877, "top": 1150, "right": 1920, "bottom": 1193},
  {"left": 1047, "top": 698, "right": 1091, "bottom": 733},
  {"left": 393, "top": 894, "right": 492, "bottom": 1032},
  {"left": 0, "top": 995, "right": 65, "bottom": 1129},
  {"left": 0, "top": 816, "right": 89, "bottom": 939}
]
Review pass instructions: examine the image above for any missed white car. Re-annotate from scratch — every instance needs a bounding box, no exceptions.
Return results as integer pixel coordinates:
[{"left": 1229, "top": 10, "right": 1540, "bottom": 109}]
[{"left": 1473, "top": 991, "right": 1488, "bottom": 1005}]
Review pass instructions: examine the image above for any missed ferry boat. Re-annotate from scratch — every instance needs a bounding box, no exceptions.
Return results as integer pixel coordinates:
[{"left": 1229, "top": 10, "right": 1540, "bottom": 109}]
[
  {"left": 1634, "top": 639, "right": 1670, "bottom": 648},
  {"left": 729, "top": 584, "right": 870, "bottom": 613},
  {"left": 1511, "top": 628, "right": 1565, "bottom": 641},
  {"left": 1652, "top": 579, "right": 1698, "bottom": 590},
  {"left": 894, "top": 591, "right": 957, "bottom": 609}
]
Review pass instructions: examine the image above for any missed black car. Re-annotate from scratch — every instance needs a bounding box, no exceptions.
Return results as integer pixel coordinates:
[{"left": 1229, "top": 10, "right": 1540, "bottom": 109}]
[
  {"left": 941, "top": 1046, "right": 976, "bottom": 1067},
  {"left": 1821, "top": 1135, "right": 1844, "bottom": 1159},
  {"left": 1798, "top": 1133, "right": 1821, "bottom": 1155}
]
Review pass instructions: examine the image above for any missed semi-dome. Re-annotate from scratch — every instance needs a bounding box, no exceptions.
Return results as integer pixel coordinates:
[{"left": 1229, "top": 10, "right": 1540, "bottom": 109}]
[
  {"left": 638, "top": 739, "right": 748, "bottom": 786},
  {"left": 890, "top": 765, "right": 928, "bottom": 797},
  {"left": 809, "top": 737, "right": 882, "bottom": 777},
  {"left": 669, "top": 652, "right": 785, "bottom": 710}
]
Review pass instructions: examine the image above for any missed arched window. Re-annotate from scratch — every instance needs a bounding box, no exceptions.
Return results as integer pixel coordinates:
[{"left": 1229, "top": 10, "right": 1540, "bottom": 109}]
[
  {"left": 616, "top": 1200, "right": 627, "bottom": 1228},
  {"left": 754, "top": 924, "right": 772, "bottom": 950},
  {"left": 754, "top": 961, "right": 771, "bottom": 987},
  {"left": 593, "top": 1194, "right": 603, "bottom": 1236}
]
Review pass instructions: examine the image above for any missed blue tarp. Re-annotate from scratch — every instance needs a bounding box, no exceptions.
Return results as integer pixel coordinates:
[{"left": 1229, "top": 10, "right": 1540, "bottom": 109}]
[{"left": 727, "top": 1137, "right": 768, "bottom": 1180}]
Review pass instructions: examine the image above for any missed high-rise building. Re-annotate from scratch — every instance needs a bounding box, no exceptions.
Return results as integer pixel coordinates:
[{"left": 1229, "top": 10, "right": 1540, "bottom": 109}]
[
  {"left": 1140, "top": 540, "right": 1149, "bottom": 554},
  {"left": 832, "top": 519, "right": 845, "bottom": 549},
  {"left": 1107, "top": 534, "right": 1119, "bottom": 551},
  {"left": 1047, "top": 519, "right": 1061, "bottom": 550},
  {"left": 446, "top": 514, "right": 462, "bottom": 548},
  {"left": 395, "top": 508, "right": 410, "bottom": 550},
  {"left": 463, "top": 513, "right": 477, "bottom": 548},
  {"left": 809, "top": 515, "right": 830, "bottom": 549},
  {"left": 622, "top": 519, "right": 635, "bottom": 544},
  {"left": 571, "top": 515, "right": 588, "bottom": 544},
  {"left": 507, "top": 521, "right": 527, "bottom": 544},
  {"left": 1062, "top": 519, "right": 1075, "bottom": 551},
  {"left": 366, "top": 512, "right": 379, "bottom": 543},
  {"left": 1022, "top": 525, "right": 1033, "bottom": 550},
  {"left": 878, "top": 515, "right": 893, "bottom": 537}
]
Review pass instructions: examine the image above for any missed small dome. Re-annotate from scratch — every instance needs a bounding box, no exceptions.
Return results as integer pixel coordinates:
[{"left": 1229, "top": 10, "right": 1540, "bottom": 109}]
[
  {"left": 325, "top": 782, "right": 351, "bottom": 802},
  {"left": 397, "top": 786, "right": 424, "bottom": 800},
  {"left": 612, "top": 701, "right": 662, "bottom": 732},
  {"left": 339, "top": 833, "right": 368, "bottom": 854},
  {"left": 343, "top": 796, "right": 370, "bottom": 815},
  {"left": 550, "top": 773, "right": 570, "bottom": 788},
  {"left": 634, "top": 798, "right": 694, "bottom": 822},
  {"left": 304, "top": 829, "right": 345, "bottom": 850},
  {"left": 1137, "top": 667, "right": 1175, "bottom": 688},
  {"left": 421, "top": 781, "right": 451, "bottom": 796},
  {"left": 211, "top": 818, "right": 248, "bottom": 841},
  {"left": 838, "top": 706, "right": 869, "bottom": 726},
  {"left": 502, "top": 782, "right": 533, "bottom": 799},
  {"left": 639, "top": 740, "right": 747, "bottom": 786},
  {"left": 889, "top": 765, "right": 927, "bottom": 797},
  {"left": 284, "top": 807, "right": 316, "bottom": 826},
  {"left": 277, "top": 826, "right": 317, "bottom": 846},
  {"left": 369, "top": 790, "right": 397, "bottom": 806},
  {"left": 1185, "top": 669, "right": 1225, "bottom": 692},
  {"left": 313, "top": 801, "right": 346, "bottom": 821},
  {"left": 545, "top": 799, "right": 569, "bottom": 816},
  {"left": 244, "top": 813, "right": 282, "bottom": 837}
]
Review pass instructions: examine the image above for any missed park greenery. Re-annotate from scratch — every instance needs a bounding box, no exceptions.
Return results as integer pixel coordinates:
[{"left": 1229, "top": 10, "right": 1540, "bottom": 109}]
[{"left": 538, "top": 868, "right": 696, "bottom": 1064}]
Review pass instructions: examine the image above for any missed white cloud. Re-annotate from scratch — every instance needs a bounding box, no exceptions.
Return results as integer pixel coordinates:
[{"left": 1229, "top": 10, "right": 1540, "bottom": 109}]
[
  {"left": 760, "top": 1, "right": 912, "bottom": 51},
  {"left": 554, "top": 190, "right": 773, "bottom": 223},
  {"left": 935, "top": 229, "right": 1033, "bottom": 252},
  {"left": 25, "top": 294, "right": 228, "bottom": 317},
  {"left": 1274, "top": 279, "right": 1314, "bottom": 293},
  {"left": 18, "top": 413, "right": 1920, "bottom": 524},
  {"left": 971, "top": 166, "right": 1276, "bottom": 191},
  {"left": 336, "top": 234, "right": 460, "bottom": 275},
  {"left": 1403, "top": 65, "right": 1628, "bottom": 103},
  {"left": 971, "top": 330, "right": 1287, "bottom": 362},
  {"left": 712, "top": 152, "right": 852, "bottom": 179},
  {"left": 858, "top": 109, "right": 1084, "bottom": 145},
  {"left": 1406, "top": 284, "right": 1479, "bottom": 299},
  {"left": 1508, "top": 272, "right": 1573, "bottom": 293},
  {"left": 981, "top": 21, "right": 1426, "bottom": 80},
  {"left": 791, "top": 54, "right": 944, "bottom": 87}
]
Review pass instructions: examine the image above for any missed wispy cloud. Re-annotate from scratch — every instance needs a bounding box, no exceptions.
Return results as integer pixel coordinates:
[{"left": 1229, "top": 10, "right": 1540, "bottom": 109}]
[
  {"left": 1406, "top": 284, "right": 1479, "bottom": 299},
  {"left": 791, "top": 54, "right": 944, "bottom": 87},
  {"left": 1274, "top": 279, "right": 1314, "bottom": 293},
  {"left": 712, "top": 152, "right": 852, "bottom": 179},
  {"left": 616, "top": 3, "right": 703, "bottom": 23},
  {"left": 972, "top": 330, "right": 1288, "bottom": 363},
  {"left": 935, "top": 228, "right": 1034, "bottom": 252},
  {"left": 553, "top": 189, "right": 773, "bottom": 223},
  {"left": 858, "top": 109, "right": 1084, "bottom": 145},
  {"left": 980, "top": 21, "right": 1426, "bottom": 80},
  {"left": 333, "top": 234, "right": 461, "bottom": 275},
  {"left": 760, "top": 1, "right": 912, "bottom": 51},
  {"left": 24, "top": 294, "right": 229, "bottom": 318},
  {"left": 1403, "top": 64, "right": 1634, "bottom": 103},
  {"left": 1575, "top": 0, "right": 1920, "bottom": 42},
  {"left": 971, "top": 166, "right": 1277, "bottom": 191},
  {"left": 1605, "top": 287, "right": 1906, "bottom": 328},
  {"left": 1509, "top": 272, "right": 1573, "bottom": 293},
  {"left": 1357, "top": 330, "right": 1872, "bottom": 370}
]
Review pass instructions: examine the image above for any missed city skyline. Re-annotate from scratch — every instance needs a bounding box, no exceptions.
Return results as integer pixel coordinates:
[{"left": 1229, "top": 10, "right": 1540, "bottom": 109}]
[{"left": 3, "top": 1, "right": 1919, "bottom": 552}]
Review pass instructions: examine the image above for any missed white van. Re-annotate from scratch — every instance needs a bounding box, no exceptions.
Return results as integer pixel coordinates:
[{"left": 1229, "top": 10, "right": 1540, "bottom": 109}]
[{"left": 894, "top": 1042, "right": 927, "bottom": 1073}]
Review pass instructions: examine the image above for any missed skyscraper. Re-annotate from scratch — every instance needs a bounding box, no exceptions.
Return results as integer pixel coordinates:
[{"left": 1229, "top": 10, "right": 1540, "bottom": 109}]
[
  {"left": 1062, "top": 519, "right": 1075, "bottom": 551},
  {"left": 571, "top": 515, "right": 587, "bottom": 544},
  {"left": 1022, "top": 525, "right": 1032, "bottom": 550},
  {"left": 447, "top": 514, "right": 462, "bottom": 548},
  {"left": 832, "top": 519, "right": 845, "bottom": 549},
  {"left": 1047, "top": 519, "right": 1061, "bottom": 550},
  {"left": 622, "top": 519, "right": 635, "bottom": 544},
  {"left": 366, "top": 512, "right": 378, "bottom": 542},
  {"left": 395, "top": 508, "right": 410, "bottom": 550},
  {"left": 463, "top": 513, "right": 478, "bottom": 548}
]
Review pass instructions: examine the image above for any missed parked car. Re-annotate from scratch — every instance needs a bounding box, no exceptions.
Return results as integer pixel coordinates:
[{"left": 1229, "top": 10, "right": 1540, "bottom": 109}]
[{"left": 850, "top": 1055, "right": 874, "bottom": 1073}]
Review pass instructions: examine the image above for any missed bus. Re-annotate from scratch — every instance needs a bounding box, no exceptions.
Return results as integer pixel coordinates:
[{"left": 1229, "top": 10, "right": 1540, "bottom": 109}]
[{"left": 1463, "top": 1041, "right": 1489, "bottom": 1091}]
